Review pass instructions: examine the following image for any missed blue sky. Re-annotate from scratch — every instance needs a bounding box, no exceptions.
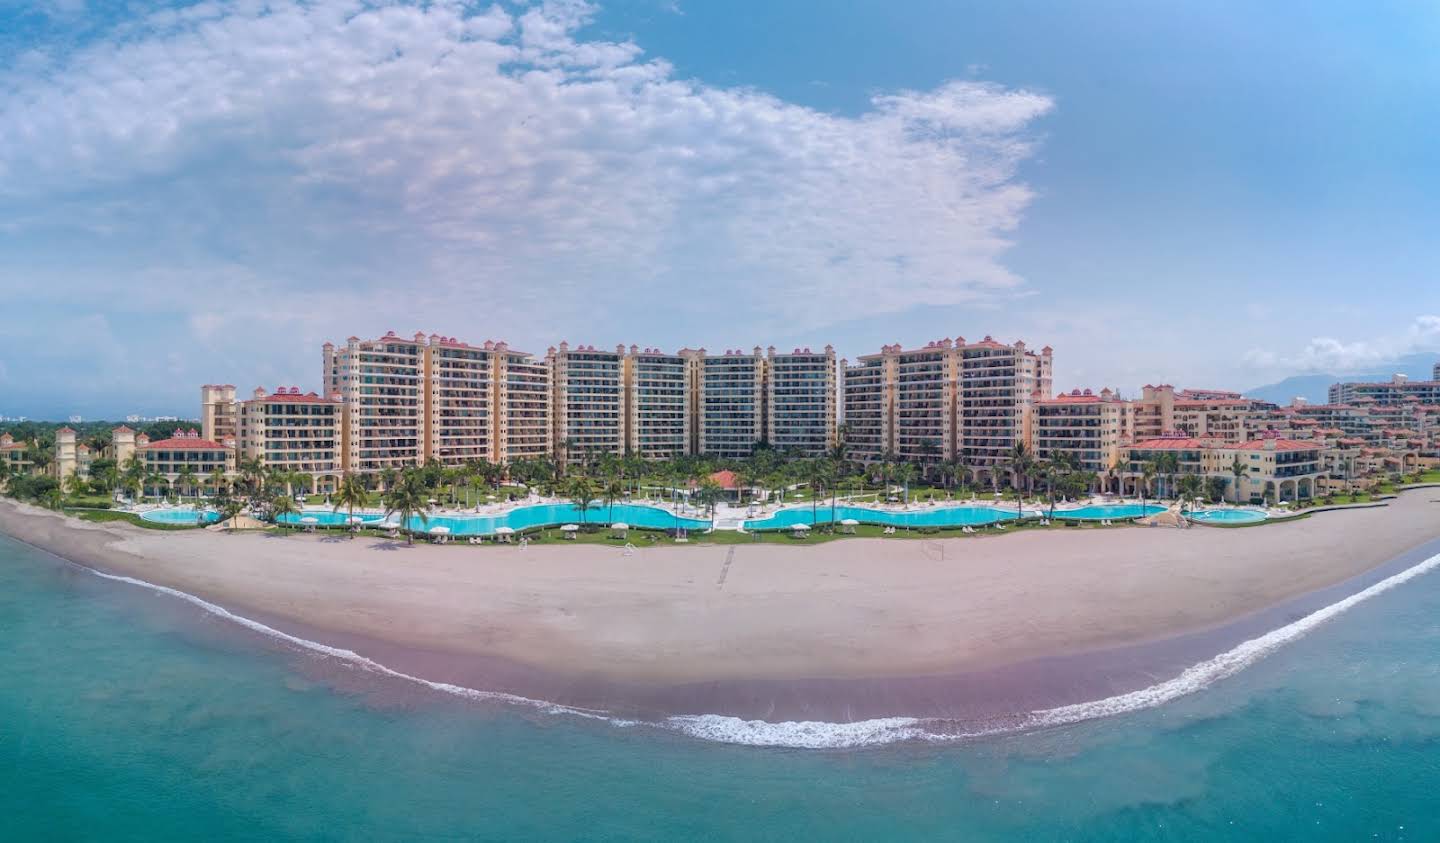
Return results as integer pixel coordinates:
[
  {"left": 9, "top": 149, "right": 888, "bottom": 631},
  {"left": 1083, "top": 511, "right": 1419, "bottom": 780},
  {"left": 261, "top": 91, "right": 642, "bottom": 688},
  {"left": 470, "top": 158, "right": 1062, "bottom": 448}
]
[{"left": 2, "top": 0, "right": 1438, "bottom": 419}]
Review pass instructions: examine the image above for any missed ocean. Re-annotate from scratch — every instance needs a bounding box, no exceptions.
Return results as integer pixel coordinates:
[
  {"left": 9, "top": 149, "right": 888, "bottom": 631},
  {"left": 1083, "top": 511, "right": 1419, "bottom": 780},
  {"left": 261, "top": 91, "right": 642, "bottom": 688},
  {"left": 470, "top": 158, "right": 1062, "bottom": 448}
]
[{"left": 2, "top": 533, "right": 1438, "bottom": 841}]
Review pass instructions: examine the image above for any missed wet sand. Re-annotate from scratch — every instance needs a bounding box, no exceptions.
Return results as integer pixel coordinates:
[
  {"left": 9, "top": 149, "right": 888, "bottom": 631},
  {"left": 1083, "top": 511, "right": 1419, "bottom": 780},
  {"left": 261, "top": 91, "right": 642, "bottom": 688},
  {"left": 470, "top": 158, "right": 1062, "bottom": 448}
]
[{"left": 3, "top": 493, "right": 1439, "bottom": 721}]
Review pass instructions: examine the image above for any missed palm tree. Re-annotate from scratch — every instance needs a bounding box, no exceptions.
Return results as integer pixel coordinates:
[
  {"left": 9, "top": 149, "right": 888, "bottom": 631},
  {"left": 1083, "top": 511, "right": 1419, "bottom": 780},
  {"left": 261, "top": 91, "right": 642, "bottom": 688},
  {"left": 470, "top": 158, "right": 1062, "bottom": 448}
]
[
  {"left": 1229, "top": 456, "right": 1251, "bottom": 505},
  {"left": 1006, "top": 443, "right": 1035, "bottom": 519},
  {"left": 1177, "top": 474, "right": 1204, "bottom": 511},
  {"left": 692, "top": 478, "right": 723, "bottom": 530},
  {"left": 207, "top": 467, "right": 227, "bottom": 500},
  {"left": 382, "top": 472, "right": 429, "bottom": 544},
  {"left": 270, "top": 494, "right": 301, "bottom": 532},
  {"left": 334, "top": 473, "right": 369, "bottom": 537},
  {"left": 63, "top": 472, "right": 89, "bottom": 500},
  {"left": 1154, "top": 452, "right": 1180, "bottom": 501},
  {"left": 568, "top": 475, "right": 597, "bottom": 525},
  {"left": 1139, "top": 460, "right": 1158, "bottom": 511},
  {"left": 603, "top": 476, "right": 625, "bottom": 524},
  {"left": 806, "top": 459, "right": 833, "bottom": 525},
  {"left": 176, "top": 465, "right": 197, "bottom": 502},
  {"left": 894, "top": 461, "right": 918, "bottom": 505}
]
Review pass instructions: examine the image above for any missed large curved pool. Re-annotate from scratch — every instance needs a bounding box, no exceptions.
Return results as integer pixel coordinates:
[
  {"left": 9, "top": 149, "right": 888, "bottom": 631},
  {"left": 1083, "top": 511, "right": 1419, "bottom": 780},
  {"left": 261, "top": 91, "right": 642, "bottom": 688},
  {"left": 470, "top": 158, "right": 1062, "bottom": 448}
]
[
  {"left": 744, "top": 504, "right": 1021, "bottom": 531},
  {"left": 138, "top": 507, "right": 221, "bottom": 526},
  {"left": 278, "top": 502, "right": 709, "bottom": 536},
  {"left": 1188, "top": 508, "right": 1267, "bottom": 525},
  {"left": 1050, "top": 503, "right": 1167, "bottom": 521}
]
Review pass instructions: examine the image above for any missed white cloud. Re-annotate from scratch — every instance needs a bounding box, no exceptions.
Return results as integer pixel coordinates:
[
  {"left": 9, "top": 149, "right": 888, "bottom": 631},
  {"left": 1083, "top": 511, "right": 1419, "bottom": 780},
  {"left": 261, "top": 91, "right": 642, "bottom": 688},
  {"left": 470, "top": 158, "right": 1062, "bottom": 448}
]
[
  {"left": 1243, "top": 315, "right": 1440, "bottom": 373},
  {"left": 0, "top": 0, "right": 1052, "bottom": 412}
]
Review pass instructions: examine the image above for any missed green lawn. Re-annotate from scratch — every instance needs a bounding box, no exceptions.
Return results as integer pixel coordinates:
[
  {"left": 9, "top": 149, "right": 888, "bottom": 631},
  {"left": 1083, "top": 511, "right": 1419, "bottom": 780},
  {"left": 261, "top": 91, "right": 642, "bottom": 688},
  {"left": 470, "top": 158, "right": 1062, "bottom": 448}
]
[{"left": 66, "top": 508, "right": 204, "bottom": 531}]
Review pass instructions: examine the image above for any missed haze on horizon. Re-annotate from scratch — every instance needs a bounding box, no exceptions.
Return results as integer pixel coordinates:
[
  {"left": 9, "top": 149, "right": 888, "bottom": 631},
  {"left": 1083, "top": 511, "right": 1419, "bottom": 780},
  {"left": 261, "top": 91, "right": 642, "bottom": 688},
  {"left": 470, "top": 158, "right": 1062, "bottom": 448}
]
[{"left": 1, "top": 0, "right": 1437, "bottom": 419}]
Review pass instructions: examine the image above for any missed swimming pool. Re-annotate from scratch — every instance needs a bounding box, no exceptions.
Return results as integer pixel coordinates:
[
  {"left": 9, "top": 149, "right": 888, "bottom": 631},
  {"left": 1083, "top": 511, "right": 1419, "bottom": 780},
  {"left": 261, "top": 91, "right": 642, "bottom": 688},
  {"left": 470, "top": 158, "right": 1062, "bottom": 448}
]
[
  {"left": 1187, "top": 508, "right": 1268, "bottom": 525},
  {"left": 278, "top": 502, "right": 709, "bottom": 536},
  {"left": 138, "top": 507, "right": 221, "bottom": 526},
  {"left": 743, "top": 504, "right": 1022, "bottom": 531},
  {"left": 1050, "top": 503, "right": 1167, "bottom": 521}
]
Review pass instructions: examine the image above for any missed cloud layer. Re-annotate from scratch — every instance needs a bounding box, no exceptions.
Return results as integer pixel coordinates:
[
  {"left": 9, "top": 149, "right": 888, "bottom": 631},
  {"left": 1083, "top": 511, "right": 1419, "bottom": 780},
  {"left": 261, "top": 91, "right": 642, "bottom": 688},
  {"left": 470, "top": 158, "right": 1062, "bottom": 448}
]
[
  {"left": 0, "top": 0, "right": 1052, "bottom": 415},
  {"left": 1244, "top": 315, "right": 1440, "bottom": 373}
]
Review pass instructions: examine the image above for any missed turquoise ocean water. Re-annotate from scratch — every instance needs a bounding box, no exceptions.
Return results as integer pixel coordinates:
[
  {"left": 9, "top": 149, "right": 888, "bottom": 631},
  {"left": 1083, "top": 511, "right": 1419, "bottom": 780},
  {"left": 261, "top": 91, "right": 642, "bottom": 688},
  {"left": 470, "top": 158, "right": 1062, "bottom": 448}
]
[{"left": 3, "top": 533, "right": 1439, "bottom": 841}]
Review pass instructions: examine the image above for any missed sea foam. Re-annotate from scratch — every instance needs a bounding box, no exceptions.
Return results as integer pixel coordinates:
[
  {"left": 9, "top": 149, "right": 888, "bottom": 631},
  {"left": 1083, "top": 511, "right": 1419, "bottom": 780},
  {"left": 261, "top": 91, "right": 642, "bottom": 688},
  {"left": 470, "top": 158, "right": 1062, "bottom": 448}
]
[{"left": 71, "top": 548, "right": 1440, "bottom": 750}]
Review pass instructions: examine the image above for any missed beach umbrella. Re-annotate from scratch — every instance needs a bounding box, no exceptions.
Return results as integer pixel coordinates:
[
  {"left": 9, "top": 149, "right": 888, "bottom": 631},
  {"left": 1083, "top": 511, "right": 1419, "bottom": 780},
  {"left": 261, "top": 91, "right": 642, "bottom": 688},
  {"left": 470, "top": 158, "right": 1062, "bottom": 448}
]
[
  {"left": 792, "top": 523, "right": 811, "bottom": 536},
  {"left": 561, "top": 524, "right": 580, "bottom": 532},
  {"left": 428, "top": 498, "right": 439, "bottom": 505},
  {"left": 428, "top": 525, "right": 450, "bottom": 534},
  {"left": 348, "top": 515, "right": 365, "bottom": 524},
  {"left": 611, "top": 522, "right": 629, "bottom": 537},
  {"left": 840, "top": 518, "right": 859, "bottom": 525},
  {"left": 300, "top": 516, "right": 319, "bottom": 524}
]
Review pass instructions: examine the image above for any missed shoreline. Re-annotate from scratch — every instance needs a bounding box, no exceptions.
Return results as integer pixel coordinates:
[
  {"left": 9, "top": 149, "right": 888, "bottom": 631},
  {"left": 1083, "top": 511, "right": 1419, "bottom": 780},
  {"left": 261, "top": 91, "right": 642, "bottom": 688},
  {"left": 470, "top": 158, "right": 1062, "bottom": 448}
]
[{"left": 4, "top": 493, "right": 1440, "bottom": 724}]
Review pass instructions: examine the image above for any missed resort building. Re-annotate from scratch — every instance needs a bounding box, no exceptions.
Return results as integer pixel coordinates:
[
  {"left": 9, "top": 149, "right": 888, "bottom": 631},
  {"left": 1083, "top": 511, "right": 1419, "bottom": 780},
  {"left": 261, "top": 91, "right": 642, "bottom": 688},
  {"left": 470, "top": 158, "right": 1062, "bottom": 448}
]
[
  {"left": 236, "top": 387, "right": 342, "bottom": 493},
  {"left": 1221, "top": 434, "right": 1328, "bottom": 503},
  {"left": 548, "top": 342, "right": 626, "bottom": 464},
  {"left": 200, "top": 384, "right": 239, "bottom": 443},
  {"left": 426, "top": 336, "right": 494, "bottom": 466},
  {"left": 1, "top": 433, "right": 32, "bottom": 476},
  {"left": 110, "top": 426, "right": 139, "bottom": 468},
  {"left": 765, "top": 345, "right": 837, "bottom": 456},
  {"left": 494, "top": 345, "right": 552, "bottom": 462},
  {"left": 1129, "top": 385, "right": 1274, "bottom": 444},
  {"left": 325, "top": 332, "right": 427, "bottom": 474},
  {"left": 839, "top": 336, "right": 1052, "bottom": 475},
  {"left": 1120, "top": 431, "right": 1329, "bottom": 504},
  {"left": 1033, "top": 388, "right": 1129, "bottom": 479},
  {"left": 54, "top": 426, "right": 92, "bottom": 480},
  {"left": 691, "top": 348, "right": 766, "bottom": 458},
  {"left": 1328, "top": 373, "right": 1440, "bottom": 406},
  {"left": 624, "top": 347, "right": 691, "bottom": 460},
  {"left": 840, "top": 356, "right": 890, "bottom": 462},
  {"left": 137, "top": 428, "right": 236, "bottom": 495},
  {"left": 958, "top": 337, "right": 1051, "bottom": 481}
]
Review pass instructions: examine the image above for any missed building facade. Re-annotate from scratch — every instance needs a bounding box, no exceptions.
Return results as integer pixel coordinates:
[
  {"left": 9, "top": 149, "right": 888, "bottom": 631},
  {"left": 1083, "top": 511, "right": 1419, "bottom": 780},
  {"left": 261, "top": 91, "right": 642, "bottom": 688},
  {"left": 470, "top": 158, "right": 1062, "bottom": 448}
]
[
  {"left": 237, "top": 387, "right": 342, "bottom": 493},
  {"left": 624, "top": 347, "right": 691, "bottom": 460},
  {"left": 692, "top": 348, "right": 765, "bottom": 458},
  {"left": 765, "top": 345, "right": 836, "bottom": 456},
  {"left": 1033, "top": 388, "right": 1129, "bottom": 479},
  {"left": 548, "top": 342, "right": 626, "bottom": 463}
]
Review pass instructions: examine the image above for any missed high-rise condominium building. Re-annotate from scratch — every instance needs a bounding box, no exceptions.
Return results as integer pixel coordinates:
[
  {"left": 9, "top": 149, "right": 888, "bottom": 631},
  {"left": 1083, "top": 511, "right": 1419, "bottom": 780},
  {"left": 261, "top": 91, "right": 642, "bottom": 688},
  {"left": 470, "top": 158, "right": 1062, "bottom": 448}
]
[
  {"left": 765, "top": 345, "right": 837, "bottom": 456},
  {"left": 495, "top": 346, "right": 552, "bottom": 462},
  {"left": 841, "top": 337, "right": 1052, "bottom": 478},
  {"left": 625, "top": 346, "right": 690, "bottom": 459},
  {"left": 1032, "top": 388, "right": 1130, "bottom": 477},
  {"left": 1328, "top": 373, "right": 1440, "bottom": 406},
  {"left": 200, "top": 384, "right": 239, "bottom": 443},
  {"left": 236, "top": 387, "right": 342, "bottom": 493},
  {"left": 325, "top": 332, "right": 426, "bottom": 473},
  {"left": 427, "top": 336, "right": 494, "bottom": 466},
  {"left": 690, "top": 347, "right": 766, "bottom": 458},
  {"left": 548, "top": 342, "right": 626, "bottom": 463},
  {"left": 958, "top": 337, "right": 1051, "bottom": 473}
]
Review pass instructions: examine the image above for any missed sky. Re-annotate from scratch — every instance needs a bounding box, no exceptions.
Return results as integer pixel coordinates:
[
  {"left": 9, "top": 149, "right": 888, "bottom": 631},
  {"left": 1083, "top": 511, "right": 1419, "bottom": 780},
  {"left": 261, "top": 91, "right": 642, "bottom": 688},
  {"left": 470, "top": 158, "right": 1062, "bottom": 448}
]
[{"left": 1, "top": 0, "right": 1438, "bottom": 419}]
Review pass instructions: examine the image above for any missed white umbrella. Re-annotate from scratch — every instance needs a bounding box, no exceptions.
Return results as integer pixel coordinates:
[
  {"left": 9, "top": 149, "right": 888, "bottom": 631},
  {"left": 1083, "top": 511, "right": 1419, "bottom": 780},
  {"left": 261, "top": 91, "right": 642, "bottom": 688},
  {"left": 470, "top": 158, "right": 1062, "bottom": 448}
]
[
  {"left": 428, "top": 525, "right": 450, "bottom": 534},
  {"left": 560, "top": 524, "right": 580, "bottom": 532},
  {"left": 428, "top": 498, "right": 439, "bottom": 505},
  {"left": 300, "top": 516, "right": 319, "bottom": 524},
  {"left": 610, "top": 522, "right": 629, "bottom": 530},
  {"left": 348, "top": 515, "right": 365, "bottom": 523},
  {"left": 494, "top": 526, "right": 515, "bottom": 535},
  {"left": 840, "top": 519, "right": 859, "bottom": 526},
  {"left": 792, "top": 523, "right": 811, "bottom": 532}
]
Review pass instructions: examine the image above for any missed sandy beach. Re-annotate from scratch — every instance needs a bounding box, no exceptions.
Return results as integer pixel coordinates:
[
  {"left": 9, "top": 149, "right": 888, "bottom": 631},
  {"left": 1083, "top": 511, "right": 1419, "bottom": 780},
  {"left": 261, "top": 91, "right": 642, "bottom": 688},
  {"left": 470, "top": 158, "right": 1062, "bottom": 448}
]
[{"left": 4, "top": 494, "right": 1440, "bottom": 720}]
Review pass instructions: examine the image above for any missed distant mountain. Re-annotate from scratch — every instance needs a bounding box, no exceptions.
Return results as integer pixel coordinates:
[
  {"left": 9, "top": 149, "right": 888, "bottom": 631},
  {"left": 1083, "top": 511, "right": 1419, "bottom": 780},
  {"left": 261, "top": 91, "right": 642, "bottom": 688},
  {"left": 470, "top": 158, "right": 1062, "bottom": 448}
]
[{"left": 1245, "top": 353, "right": 1440, "bottom": 405}]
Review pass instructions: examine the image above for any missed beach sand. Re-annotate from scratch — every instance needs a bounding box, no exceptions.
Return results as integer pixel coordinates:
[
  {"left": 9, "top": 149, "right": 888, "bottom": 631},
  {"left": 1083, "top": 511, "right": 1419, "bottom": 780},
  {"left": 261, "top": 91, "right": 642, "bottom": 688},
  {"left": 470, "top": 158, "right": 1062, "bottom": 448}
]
[{"left": 4, "top": 494, "right": 1439, "bottom": 721}]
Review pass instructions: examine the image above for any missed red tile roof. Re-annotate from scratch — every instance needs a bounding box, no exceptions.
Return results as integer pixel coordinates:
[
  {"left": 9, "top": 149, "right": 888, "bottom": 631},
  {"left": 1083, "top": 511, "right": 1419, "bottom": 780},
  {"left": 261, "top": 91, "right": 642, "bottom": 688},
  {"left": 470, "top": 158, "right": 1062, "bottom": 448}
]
[
  {"left": 1128, "top": 436, "right": 1214, "bottom": 450},
  {"left": 1226, "top": 438, "right": 1322, "bottom": 452},
  {"left": 142, "top": 437, "right": 230, "bottom": 450},
  {"left": 252, "top": 388, "right": 337, "bottom": 404}
]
